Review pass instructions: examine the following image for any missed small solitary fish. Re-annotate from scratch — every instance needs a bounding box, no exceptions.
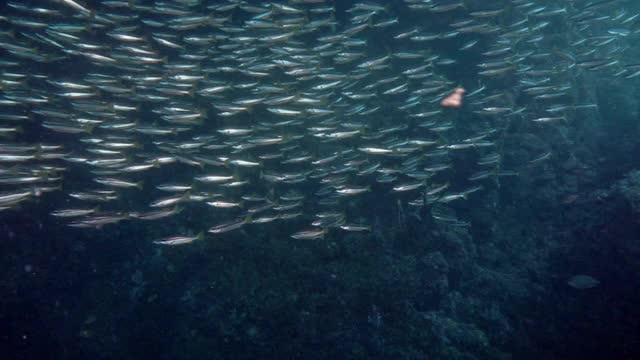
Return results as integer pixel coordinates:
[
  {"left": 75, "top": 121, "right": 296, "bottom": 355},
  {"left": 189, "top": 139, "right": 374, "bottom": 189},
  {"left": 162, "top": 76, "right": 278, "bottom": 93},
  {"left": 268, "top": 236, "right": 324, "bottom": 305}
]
[{"left": 568, "top": 274, "right": 600, "bottom": 289}]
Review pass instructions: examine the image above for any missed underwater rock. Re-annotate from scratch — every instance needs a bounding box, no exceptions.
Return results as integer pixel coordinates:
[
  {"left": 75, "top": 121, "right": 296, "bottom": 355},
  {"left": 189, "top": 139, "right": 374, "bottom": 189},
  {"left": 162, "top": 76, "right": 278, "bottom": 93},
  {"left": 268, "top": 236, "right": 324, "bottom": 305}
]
[{"left": 613, "top": 170, "right": 640, "bottom": 215}]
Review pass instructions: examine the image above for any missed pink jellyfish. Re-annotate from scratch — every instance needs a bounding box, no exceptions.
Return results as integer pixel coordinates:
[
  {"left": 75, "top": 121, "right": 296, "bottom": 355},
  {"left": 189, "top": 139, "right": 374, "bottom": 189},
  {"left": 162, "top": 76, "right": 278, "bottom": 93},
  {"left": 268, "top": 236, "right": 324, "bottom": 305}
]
[{"left": 441, "top": 87, "right": 465, "bottom": 108}]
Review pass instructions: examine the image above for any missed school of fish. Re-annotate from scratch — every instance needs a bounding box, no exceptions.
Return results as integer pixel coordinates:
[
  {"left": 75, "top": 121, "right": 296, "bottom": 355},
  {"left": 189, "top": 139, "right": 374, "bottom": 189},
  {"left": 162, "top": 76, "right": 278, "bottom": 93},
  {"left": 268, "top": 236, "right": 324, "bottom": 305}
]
[{"left": 0, "top": 0, "right": 635, "bottom": 244}]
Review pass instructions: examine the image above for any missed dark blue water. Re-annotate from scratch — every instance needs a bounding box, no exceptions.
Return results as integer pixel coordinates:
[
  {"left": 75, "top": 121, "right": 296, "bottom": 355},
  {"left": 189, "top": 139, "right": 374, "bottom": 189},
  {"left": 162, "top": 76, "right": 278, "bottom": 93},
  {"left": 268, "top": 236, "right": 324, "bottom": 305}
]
[{"left": 2, "top": 0, "right": 640, "bottom": 359}]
